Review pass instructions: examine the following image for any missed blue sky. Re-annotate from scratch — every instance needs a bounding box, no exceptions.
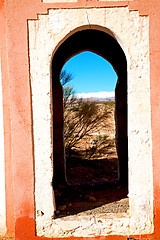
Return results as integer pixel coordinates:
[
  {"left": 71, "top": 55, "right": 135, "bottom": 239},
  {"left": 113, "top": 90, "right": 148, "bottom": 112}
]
[{"left": 61, "top": 51, "right": 117, "bottom": 98}]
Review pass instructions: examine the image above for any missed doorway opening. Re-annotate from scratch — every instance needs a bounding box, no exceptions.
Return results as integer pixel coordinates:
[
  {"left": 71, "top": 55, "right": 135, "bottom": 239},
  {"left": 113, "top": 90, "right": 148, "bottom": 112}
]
[
  {"left": 61, "top": 51, "right": 119, "bottom": 186},
  {"left": 52, "top": 28, "right": 128, "bottom": 217}
]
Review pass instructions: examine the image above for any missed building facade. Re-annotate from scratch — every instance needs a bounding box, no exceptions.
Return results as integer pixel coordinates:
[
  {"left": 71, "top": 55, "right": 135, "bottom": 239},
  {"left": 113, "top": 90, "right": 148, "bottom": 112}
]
[{"left": 0, "top": 0, "right": 160, "bottom": 239}]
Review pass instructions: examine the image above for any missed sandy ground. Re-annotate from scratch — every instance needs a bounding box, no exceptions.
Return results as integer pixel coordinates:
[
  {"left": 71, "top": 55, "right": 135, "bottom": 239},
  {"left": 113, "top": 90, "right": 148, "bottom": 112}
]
[
  {"left": 55, "top": 103, "right": 129, "bottom": 219},
  {"left": 55, "top": 184, "right": 128, "bottom": 218}
]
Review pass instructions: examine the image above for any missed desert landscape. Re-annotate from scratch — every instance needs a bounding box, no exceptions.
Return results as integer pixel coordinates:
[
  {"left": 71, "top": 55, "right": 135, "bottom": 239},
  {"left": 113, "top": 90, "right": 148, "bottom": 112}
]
[{"left": 54, "top": 100, "right": 129, "bottom": 218}]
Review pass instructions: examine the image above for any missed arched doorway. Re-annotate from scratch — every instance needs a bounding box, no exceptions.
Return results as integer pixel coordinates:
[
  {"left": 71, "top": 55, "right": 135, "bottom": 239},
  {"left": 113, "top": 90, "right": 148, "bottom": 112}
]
[
  {"left": 29, "top": 9, "right": 152, "bottom": 234},
  {"left": 52, "top": 28, "right": 128, "bottom": 189},
  {"left": 61, "top": 51, "right": 118, "bottom": 186}
]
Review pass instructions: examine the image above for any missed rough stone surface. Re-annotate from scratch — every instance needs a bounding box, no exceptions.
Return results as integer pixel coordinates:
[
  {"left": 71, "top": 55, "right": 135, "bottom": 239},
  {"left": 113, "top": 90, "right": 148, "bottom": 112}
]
[
  {"left": 0, "top": 57, "right": 6, "bottom": 235},
  {"left": 28, "top": 6, "right": 153, "bottom": 237},
  {"left": 37, "top": 214, "right": 130, "bottom": 237}
]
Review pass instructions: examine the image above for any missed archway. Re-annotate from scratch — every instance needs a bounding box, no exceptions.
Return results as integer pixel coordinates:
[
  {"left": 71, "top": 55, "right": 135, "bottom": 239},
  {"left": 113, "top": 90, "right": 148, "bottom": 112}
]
[
  {"left": 29, "top": 10, "right": 152, "bottom": 234},
  {"left": 52, "top": 28, "right": 128, "bottom": 189},
  {"left": 61, "top": 51, "right": 118, "bottom": 186}
]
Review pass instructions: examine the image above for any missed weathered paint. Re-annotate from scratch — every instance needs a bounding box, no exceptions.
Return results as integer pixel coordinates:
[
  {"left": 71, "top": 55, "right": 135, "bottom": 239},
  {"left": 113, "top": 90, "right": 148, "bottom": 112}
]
[
  {"left": 0, "top": 56, "right": 6, "bottom": 236},
  {"left": 0, "top": 0, "right": 159, "bottom": 239},
  {"left": 0, "top": 1, "right": 15, "bottom": 236}
]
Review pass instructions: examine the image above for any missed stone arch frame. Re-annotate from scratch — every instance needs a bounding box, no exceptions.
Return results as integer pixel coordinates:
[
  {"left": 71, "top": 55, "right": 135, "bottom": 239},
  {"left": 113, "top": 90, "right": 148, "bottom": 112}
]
[
  {"left": 28, "top": 7, "right": 153, "bottom": 236},
  {"left": 51, "top": 26, "right": 128, "bottom": 188}
]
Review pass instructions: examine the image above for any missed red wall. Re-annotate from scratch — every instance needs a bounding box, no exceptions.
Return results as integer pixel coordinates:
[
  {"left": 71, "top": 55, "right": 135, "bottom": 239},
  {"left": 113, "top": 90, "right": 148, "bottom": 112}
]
[{"left": 0, "top": 0, "right": 160, "bottom": 239}]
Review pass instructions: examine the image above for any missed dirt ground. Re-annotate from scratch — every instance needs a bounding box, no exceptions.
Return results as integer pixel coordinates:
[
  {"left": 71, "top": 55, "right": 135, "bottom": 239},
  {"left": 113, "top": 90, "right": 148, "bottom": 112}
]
[
  {"left": 55, "top": 183, "right": 128, "bottom": 218},
  {"left": 66, "top": 150, "right": 119, "bottom": 184},
  {"left": 54, "top": 102, "right": 129, "bottom": 219},
  {"left": 55, "top": 151, "right": 128, "bottom": 218}
]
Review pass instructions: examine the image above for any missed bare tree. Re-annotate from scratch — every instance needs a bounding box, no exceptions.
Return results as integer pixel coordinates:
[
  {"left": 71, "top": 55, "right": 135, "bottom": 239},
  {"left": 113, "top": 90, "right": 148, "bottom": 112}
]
[{"left": 60, "top": 70, "right": 114, "bottom": 159}]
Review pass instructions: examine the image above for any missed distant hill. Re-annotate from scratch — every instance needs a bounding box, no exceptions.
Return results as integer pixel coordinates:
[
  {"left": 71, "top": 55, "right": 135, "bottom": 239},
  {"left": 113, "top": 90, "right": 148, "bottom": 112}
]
[
  {"left": 66, "top": 96, "right": 115, "bottom": 104},
  {"left": 78, "top": 97, "right": 115, "bottom": 102}
]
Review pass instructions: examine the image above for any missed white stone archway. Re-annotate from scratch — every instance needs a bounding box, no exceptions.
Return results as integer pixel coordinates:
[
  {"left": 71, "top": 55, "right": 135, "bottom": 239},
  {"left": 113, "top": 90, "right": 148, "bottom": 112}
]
[{"left": 28, "top": 7, "right": 153, "bottom": 237}]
